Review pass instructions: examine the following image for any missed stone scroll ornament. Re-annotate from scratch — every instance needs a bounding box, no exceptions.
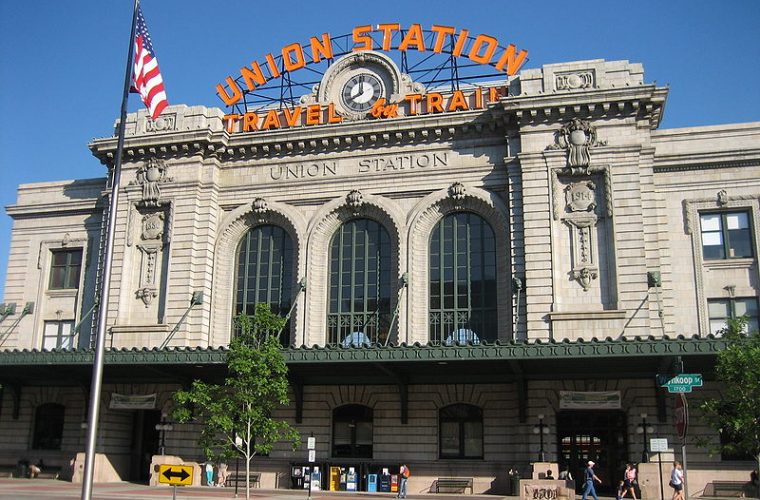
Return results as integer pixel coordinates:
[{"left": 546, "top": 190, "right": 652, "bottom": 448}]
[
  {"left": 133, "top": 157, "right": 172, "bottom": 207},
  {"left": 564, "top": 181, "right": 599, "bottom": 291},
  {"left": 549, "top": 118, "right": 606, "bottom": 175}
]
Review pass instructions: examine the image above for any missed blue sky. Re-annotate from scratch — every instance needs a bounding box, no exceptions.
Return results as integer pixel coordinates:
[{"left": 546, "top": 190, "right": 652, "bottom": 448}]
[{"left": 0, "top": 0, "right": 759, "bottom": 299}]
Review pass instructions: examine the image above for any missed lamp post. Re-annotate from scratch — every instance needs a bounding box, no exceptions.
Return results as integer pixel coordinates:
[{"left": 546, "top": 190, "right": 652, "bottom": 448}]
[
  {"left": 533, "top": 414, "right": 550, "bottom": 462},
  {"left": 636, "top": 413, "right": 654, "bottom": 463},
  {"left": 155, "top": 414, "right": 173, "bottom": 456}
]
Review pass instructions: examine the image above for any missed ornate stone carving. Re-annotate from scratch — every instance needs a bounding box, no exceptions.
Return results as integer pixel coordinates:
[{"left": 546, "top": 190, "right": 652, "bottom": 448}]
[
  {"left": 346, "top": 190, "right": 364, "bottom": 215},
  {"left": 571, "top": 266, "right": 598, "bottom": 292},
  {"left": 135, "top": 287, "right": 158, "bottom": 307},
  {"left": 133, "top": 158, "right": 171, "bottom": 207},
  {"left": 448, "top": 182, "right": 466, "bottom": 207},
  {"left": 555, "top": 71, "right": 595, "bottom": 91},
  {"left": 717, "top": 189, "right": 728, "bottom": 206},
  {"left": 252, "top": 197, "right": 269, "bottom": 223},
  {"left": 549, "top": 119, "right": 606, "bottom": 175},
  {"left": 141, "top": 212, "right": 165, "bottom": 241}
]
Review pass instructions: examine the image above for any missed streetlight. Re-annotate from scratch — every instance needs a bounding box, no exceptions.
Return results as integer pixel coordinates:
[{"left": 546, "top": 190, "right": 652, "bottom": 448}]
[
  {"left": 636, "top": 413, "right": 654, "bottom": 463},
  {"left": 155, "top": 414, "right": 173, "bottom": 456},
  {"left": 533, "top": 414, "right": 550, "bottom": 462}
]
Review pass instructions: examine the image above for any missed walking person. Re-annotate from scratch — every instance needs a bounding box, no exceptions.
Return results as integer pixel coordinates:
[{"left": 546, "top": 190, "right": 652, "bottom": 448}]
[
  {"left": 582, "top": 461, "right": 602, "bottom": 500},
  {"left": 670, "top": 461, "right": 684, "bottom": 500},
  {"left": 621, "top": 463, "right": 638, "bottom": 500},
  {"left": 205, "top": 461, "right": 215, "bottom": 487},
  {"left": 398, "top": 463, "right": 410, "bottom": 499}
]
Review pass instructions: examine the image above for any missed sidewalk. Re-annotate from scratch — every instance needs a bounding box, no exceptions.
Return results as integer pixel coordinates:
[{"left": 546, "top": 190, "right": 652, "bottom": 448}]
[{"left": 0, "top": 478, "right": 521, "bottom": 500}]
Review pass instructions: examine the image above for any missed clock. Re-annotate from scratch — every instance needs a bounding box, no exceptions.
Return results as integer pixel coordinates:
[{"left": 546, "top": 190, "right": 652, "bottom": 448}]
[{"left": 341, "top": 73, "right": 383, "bottom": 113}]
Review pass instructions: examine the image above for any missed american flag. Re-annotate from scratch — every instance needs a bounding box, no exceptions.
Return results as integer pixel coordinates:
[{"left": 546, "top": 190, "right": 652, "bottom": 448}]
[{"left": 131, "top": 6, "right": 168, "bottom": 120}]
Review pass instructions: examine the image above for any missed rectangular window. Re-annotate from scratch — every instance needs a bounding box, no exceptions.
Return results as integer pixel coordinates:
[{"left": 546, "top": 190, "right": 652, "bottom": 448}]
[
  {"left": 707, "top": 297, "right": 759, "bottom": 335},
  {"left": 49, "top": 249, "right": 83, "bottom": 290},
  {"left": 43, "top": 321, "right": 75, "bottom": 350},
  {"left": 700, "top": 211, "right": 753, "bottom": 260}
]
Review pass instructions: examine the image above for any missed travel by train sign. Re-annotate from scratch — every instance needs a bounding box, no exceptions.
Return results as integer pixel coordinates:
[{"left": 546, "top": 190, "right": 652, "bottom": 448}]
[{"left": 216, "top": 24, "right": 529, "bottom": 134}]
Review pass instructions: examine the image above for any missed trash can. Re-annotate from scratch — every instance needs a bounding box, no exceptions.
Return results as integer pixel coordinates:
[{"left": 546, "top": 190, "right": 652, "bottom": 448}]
[
  {"left": 16, "top": 460, "right": 28, "bottom": 478},
  {"left": 509, "top": 472, "right": 521, "bottom": 496}
]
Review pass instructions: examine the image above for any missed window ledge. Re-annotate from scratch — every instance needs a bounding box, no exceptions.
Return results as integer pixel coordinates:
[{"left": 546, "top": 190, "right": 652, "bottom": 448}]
[
  {"left": 46, "top": 289, "right": 78, "bottom": 298},
  {"left": 703, "top": 258, "right": 755, "bottom": 270}
]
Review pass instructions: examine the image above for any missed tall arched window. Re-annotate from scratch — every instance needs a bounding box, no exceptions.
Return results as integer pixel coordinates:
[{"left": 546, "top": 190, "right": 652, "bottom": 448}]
[
  {"left": 429, "top": 212, "right": 497, "bottom": 343},
  {"left": 327, "top": 219, "right": 391, "bottom": 346},
  {"left": 234, "top": 225, "right": 294, "bottom": 340},
  {"left": 32, "top": 403, "right": 65, "bottom": 450},
  {"left": 439, "top": 403, "right": 483, "bottom": 459},
  {"left": 332, "top": 404, "right": 373, "bottom": 458}
]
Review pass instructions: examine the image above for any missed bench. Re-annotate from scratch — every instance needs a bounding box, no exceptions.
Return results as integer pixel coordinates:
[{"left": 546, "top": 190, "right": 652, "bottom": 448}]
[
  {"left": 436, "top": 477, "right": 474, "bottom": 494},
  {"left": 226, "top": 471, "right": 261, "bottom": 489},
  {"left": 0, "top": 465, "right": 15, "bottom": 478},
  {"left": 703, "top": 481, "right": 752, "bottom": 498}
]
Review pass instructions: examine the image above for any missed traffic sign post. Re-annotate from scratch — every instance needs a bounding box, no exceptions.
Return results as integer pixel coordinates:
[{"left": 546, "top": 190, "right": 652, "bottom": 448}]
[
  {"left": 650, "top": 438, "right": 669, "bottom": 500},
  {"left": 674, "top": 394, "right": 690, "bottom": 500},
  {"left": 307, "top": 434, "right": 316, "bottom": 500},
  {"left": 158, "top": 464, "right": 193, "bottom": 500}
]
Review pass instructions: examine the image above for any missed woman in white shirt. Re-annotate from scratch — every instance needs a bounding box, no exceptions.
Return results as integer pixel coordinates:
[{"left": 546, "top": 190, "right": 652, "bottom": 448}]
[{"left": 670, "top": 461, "right": 684, "bottom": 500}]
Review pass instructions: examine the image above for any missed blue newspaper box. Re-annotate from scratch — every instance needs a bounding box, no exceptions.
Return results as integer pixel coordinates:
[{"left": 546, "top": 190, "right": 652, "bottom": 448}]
[{"left": 367, "top": 474, "right": 378, "bottom": 492}]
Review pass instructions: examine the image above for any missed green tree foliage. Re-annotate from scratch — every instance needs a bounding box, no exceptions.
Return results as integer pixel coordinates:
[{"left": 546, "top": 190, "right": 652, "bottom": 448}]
[
  {"left": 699, "top": 318, "right": 760, "bottom": 479},
  {"left": 173, "top": 303, "right": 299, "bottom": 499}
]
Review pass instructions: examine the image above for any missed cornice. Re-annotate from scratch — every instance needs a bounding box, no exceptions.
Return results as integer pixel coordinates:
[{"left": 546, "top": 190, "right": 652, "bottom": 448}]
[
  {"left": 89, "top": 109, "right": 512, "bottom": 165},
  {"left": 5, "top": 199, "right": 103, "bottom": 219},
  {"left": 500, "top": 85, "right": 668, "bottom": 129},
  {"left": 0, "top": 335, "right": 726, "bottom": 366},
  {"left": 653, "top": 150, "right": 760, "bottom": 173}
]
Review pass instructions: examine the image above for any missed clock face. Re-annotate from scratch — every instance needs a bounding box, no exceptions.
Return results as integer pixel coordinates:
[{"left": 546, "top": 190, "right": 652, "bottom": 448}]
[{"left": 341, "top": 73, "right": 383, "bottom": 113}]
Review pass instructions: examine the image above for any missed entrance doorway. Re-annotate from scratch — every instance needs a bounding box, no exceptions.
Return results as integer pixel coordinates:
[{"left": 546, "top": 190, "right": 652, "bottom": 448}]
[
  {"left": 129, "top": 410, "right": 160, "bottom": 482},
  {"left": 557, "top": 410, "right": 628, "bottom": 495}
]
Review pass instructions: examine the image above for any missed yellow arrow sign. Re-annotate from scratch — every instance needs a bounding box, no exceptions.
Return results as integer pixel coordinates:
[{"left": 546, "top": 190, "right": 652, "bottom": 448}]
[{"left": 158, "top": 464, "right": 193, "bottom": 486}]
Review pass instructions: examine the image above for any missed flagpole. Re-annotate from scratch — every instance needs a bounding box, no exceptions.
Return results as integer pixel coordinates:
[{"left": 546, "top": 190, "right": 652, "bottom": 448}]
[{"left": 81, "top": 0, "right": 140, "bottom": 498}]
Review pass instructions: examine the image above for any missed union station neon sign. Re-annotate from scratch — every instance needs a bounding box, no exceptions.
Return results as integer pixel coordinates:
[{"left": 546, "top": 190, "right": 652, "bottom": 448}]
[{"left": 217, "top": 23, "right": 529, "bottom": 133}]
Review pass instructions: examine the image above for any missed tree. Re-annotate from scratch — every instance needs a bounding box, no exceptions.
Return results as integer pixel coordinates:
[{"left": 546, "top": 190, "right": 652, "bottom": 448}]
[
  {"left": 173, "top": 303, "right": 299, "bottom": 500},
  {"left": 699, "top": 317, "right": 760, "bottom": 489}
]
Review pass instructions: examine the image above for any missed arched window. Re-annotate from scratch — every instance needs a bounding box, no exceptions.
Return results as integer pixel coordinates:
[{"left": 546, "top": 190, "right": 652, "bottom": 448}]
[
  {"left": 234, "top": 225, "right": 294, "bottom": 341},
  {"left": 429, "top": 212, "right": 497, "bottom": 343},
  {"left": 327, "top": 219, "right": 391, "bottom": 346},
  {"left": 439, "top": 403, "right": 483, "bottom": 459},
  {"left": 32, "top": 403, "right": 65, "bottom": 450},
  {"left": 332, "top": 404, "right": 373, "bottom": 458}
]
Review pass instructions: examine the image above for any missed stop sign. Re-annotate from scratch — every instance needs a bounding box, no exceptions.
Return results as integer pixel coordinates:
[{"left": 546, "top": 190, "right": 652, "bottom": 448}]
[{"left": 674, "top": 393, "right": 689, "bottom": 440}]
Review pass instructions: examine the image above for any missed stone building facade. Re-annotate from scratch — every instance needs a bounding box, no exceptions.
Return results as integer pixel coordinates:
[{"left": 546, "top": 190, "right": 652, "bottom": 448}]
[{"left": 1, "top": 57, "right": 758, "bottom": 494}]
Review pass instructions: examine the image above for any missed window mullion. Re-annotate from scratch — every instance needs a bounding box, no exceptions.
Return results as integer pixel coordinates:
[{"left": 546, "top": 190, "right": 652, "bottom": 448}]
[
  {"left": 242, "top": 234, "right": 252, "bottom": 313},
  {"left": 365, "top": 226, "right": 372, "bottom": 336},
  {"left": 266, "top": 228, "right": 275, "bottom": 307}
]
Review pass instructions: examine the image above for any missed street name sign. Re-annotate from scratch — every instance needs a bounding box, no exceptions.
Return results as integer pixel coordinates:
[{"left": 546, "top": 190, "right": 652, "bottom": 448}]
[
  {"left": 158, "top": 464, "right": 193, "bottom": 486},
  {"left": 661, "top": 373, "right": 703, "bottom": 393}
]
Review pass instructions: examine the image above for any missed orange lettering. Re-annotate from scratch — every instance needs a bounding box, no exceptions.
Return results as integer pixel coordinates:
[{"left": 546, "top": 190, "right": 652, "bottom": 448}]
[
  {"left": 352, "top": 25, "right": 373, "bottom": 51},
  {"left": 430, "top": 25, "right": 456, "bottom": 53},
  {"left": 404, "top": 94, "right": 423, "bottom": 115},
  {"left": 448, "top": 90, "right": 469, "bottom": 112},
  {"left": 370, "top": 98, "right": 398, "bottom": 118},
  {"left": 265, "top": 53, "right": 281, "bottom": 78},
  {"left": 241, "top": 62, "right": 267, "bottom": 91},
  {"left": 282, "top": 106, "right": 302, "bottom": 127},
  {"left": 223, "top": 114, "right": 240, "bottom": 133},
  {"left": 217, "top": 77, "right": 243, "bottom": 106},
  {"left": 243, "top": 112, "right": 259, "bottom": 132},
  {"left": 377, "top": 23, "right": 400, "bottom": 51},
  {"left": 306, "top": 105, "right": 321, "bottom": 125},
  {"left": 262, "top": 109, "right": 281, "bottom": 130},
  {"left": 489, "top": 87, "right": 500, "bottom": 102},
  {"left": 327, "top": 103, "right": 343, "bottom": 123},
  {"left": 452, "top": 29, "right": 469, "bottom": 57},
  {"left": 474, "top": 87, "right": 483, "bottom": 108},
  {"left": 494, "top": 44, "right": 529, "bottom": 75},
  {"left": 399, "top": 23, "right": 425, "bottom": 52},
  {"left": 468, "top": 34, "right": 497, "bottom": 64},
  {"left": 282, "top": 43, "right": 306, "bottom": 72},
  {"left": 426, "top": 93, "right": 444, "bottom": 113},
  {"left": 309, "top": 33, "right": 333, "bottom": 63}
]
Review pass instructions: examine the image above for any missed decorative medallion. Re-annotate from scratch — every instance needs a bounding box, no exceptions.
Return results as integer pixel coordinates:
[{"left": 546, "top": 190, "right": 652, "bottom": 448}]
[
  {"left": 252, "top": 197, "right": 269, "bottom": 223},
  {"left": 136, "top": 287, "right": 158, "bottom": 307},
  {"left": 140, "top": 212, "right": 165, "bottom": 241},
  {"left": 571, "top": 266, "right": 598, "bottom": 292},
  {"left": 449, "top": 182, "right": 466, "bottom": 207},
  {"left": 565, "top": 181, "right": 597, "bottom": 213}
]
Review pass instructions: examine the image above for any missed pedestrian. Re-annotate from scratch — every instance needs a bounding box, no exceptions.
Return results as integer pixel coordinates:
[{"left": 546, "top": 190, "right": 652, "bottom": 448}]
[
  {"left": 205, "top": 461, "right": 215, "bottom": 487},
  {"left": 670, "top": 461, "right": 684, "bottom": 500},
  {"left": 546, "top": 469, "right": 555, "bottom": 480},
  {"left": 398, "top": 463, "right": 410, "bottom": 499},
  {"left": 621, "top": 463, "right": 638, "bottom": 500},
  {"left": 581, "top": 460, "right": 602, "bottom": 500},
  {"left": 217, "top": 462, "right": 228, "bottom": 487},
  {"left": 558, "top": 465, "right": 573, "bottom": 481}
]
